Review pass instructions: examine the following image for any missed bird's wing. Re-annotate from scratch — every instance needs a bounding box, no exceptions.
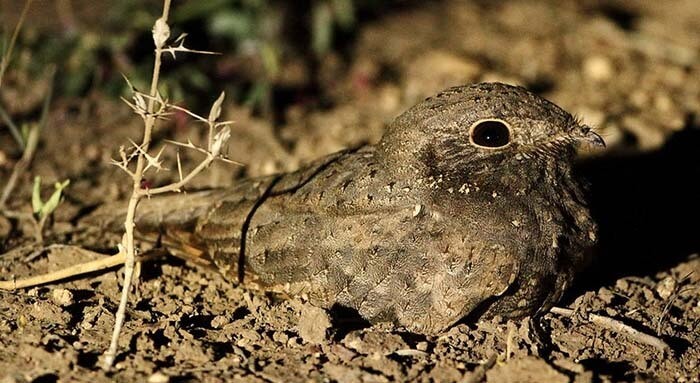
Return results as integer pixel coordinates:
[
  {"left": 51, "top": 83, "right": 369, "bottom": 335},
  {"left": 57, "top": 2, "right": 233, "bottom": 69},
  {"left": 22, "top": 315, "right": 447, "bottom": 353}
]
[
  {"left": 193, "top": 147, "right": 365, "bottom": 281},
  {"left": 237, "top": 145, "right": 521, "bottom": 334}
]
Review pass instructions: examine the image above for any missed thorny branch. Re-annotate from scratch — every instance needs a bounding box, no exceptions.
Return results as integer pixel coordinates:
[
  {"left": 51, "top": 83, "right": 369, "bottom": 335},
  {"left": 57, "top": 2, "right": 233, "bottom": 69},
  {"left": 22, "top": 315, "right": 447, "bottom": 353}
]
[{"left": 102, "top": 0, "right": 235, "bottom": 369}]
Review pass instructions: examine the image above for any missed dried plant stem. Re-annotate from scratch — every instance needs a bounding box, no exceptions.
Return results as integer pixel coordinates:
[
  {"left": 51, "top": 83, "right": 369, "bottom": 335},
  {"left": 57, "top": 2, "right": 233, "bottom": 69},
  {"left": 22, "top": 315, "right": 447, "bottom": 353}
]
[
  {"left": 1, "top": 66, "right": 55, "bottom": 241},
  {"left": 0, "top": 0, "right": 33, "bottom": 88},
  {"left": 0, "top": 252, "right": 124, "bottom": 291},
  {"left": 0, "top": 103, "right": 23, "bottom": 149},
  {"left": 0, "top": 123, "right": 39, "bottom": 211},
  {"left": 139, "top": 153, "right": 214, "bottom": 195},
  {"left": 102, "top": 0, "right": 172, "bottom": 370},
  {"left": 550, "top": 306, "right": 671, "bottom": 353},
  {"left": 0, "top": 247, "right": 163, "bottom": 290}
]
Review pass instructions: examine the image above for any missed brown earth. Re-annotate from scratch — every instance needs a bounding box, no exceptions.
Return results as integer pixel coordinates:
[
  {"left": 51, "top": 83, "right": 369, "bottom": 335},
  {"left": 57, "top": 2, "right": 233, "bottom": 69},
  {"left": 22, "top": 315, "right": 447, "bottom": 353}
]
[{"left": 1, "top": 0, "right": 699, "bottom": 382}]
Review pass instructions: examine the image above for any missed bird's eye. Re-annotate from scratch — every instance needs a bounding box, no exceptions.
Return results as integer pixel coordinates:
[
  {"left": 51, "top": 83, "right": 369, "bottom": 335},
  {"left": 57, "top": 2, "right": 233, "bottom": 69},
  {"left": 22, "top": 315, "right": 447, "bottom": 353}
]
[{"left": 469, "top": 119, "right": 511, "bottom": 149}]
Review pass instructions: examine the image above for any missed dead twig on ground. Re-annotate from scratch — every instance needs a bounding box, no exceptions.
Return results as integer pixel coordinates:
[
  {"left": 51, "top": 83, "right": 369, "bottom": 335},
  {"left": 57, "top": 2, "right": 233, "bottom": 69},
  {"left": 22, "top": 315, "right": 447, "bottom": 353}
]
[
  {"left": 655, "top": 272, "right": 695, "bottom": 335},
  {"left": 0, "top": 246, "right": 164, "bottom": 291},
  {"left": 550, "top": 306, "right": 671, "bottom": 354},
  {"left": 0, "top": 123, "right": 39, "bottom": 211}
]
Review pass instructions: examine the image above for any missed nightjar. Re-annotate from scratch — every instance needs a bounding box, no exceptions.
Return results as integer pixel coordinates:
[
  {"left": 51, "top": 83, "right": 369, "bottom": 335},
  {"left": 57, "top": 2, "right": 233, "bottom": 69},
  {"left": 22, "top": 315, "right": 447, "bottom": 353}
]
[{"left": 94, "top": 82, "right": 604, "bottom": 334}]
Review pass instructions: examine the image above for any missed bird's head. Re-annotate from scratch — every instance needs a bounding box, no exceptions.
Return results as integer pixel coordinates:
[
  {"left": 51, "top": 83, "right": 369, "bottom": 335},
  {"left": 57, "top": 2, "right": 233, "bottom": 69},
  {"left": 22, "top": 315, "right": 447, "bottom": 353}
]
[{"left": 378, "top": 82, "right": 604, "bottom": 187}]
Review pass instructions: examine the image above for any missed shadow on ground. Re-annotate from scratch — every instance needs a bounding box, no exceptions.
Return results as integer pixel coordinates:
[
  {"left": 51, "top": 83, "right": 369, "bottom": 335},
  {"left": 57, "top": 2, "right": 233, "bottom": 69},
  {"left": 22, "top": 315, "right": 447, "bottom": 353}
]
[{"left": 573, "top": 125, "right": 700, "bottom": 293}]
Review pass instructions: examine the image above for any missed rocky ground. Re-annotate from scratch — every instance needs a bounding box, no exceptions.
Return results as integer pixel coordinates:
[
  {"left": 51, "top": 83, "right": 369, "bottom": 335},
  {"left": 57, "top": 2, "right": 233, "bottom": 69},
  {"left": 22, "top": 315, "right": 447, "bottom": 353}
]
[{"left": 1, "top": 0, "right": 699, "bottom": 382}]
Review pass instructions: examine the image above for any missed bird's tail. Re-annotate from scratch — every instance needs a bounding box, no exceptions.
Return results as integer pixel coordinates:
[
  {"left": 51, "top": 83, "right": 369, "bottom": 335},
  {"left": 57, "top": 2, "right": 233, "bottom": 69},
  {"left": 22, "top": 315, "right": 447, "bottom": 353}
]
[{"left": 84, "top": 189, "right": 230, "bottom": 269}]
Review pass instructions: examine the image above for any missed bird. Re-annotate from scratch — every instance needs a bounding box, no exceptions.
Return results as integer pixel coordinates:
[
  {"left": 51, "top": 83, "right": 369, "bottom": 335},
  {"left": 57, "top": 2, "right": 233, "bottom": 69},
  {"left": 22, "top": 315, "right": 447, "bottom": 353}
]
[{"left": 93, "top": 82, "right": 604, "bottom": 335}]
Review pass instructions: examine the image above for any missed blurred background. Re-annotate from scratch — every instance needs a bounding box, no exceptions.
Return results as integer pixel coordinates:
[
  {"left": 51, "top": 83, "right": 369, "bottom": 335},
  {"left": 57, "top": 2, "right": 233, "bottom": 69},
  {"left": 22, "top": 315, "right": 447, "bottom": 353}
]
[
  {"left": 1, "top": 0, "right": 698, "bottom": 166},
  {"left": 1, "top": 0, "right": 699, "bottom": 278}
]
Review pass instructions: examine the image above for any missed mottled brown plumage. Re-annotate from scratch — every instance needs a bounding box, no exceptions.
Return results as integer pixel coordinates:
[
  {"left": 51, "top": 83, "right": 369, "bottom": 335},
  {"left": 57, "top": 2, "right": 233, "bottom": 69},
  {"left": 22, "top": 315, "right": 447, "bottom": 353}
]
[{"left": 92, "top": 82, "right": 603, "bottom": 334}]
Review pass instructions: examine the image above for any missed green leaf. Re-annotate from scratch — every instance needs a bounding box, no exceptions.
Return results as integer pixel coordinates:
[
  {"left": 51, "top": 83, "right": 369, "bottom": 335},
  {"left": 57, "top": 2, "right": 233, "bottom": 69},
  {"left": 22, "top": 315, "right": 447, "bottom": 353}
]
[
  {"left": 332, "top": 0, "right": 355, "bottom": 29},
  {"left": 260, "top": 43, "right": 279, "bottom": 77},
  {"left": 173, "top": 0, "right": 231, "bottom": 23},
  {"left": 312, "top": 2, "right": 333, "bottom": 55},
  {"left": 209, "top": 11, "right": 255, "bottom": 40},
  {"left": 21, "top": 123, "right": 32, "bottom": 146},
  {"left": 40, "top": 179, "right": 70, "bottom": 218},
  {"left": 31, "top": 176, "right": 43, "bottom": 214}
]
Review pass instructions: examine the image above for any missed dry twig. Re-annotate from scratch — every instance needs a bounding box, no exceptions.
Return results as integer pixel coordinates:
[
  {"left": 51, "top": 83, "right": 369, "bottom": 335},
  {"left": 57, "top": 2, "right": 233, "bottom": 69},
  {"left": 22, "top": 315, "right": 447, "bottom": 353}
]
[
  {"left": 0, "top": 0, "right": 33, "bottom": 88},
  {"left": 0, "top": 246, "right": 165, "bottom": 290},
  {"left": 0, "top": 122, "right": 39, "bottom": 211},
  {"left": 655, "top": 272, "right": 695, "bottom": 335},
  {"left": 102, "top": 0, "right": 235, "bottom": 369},
  {"left": 550, "top": 306, "right": 671, "bottom": 354}
]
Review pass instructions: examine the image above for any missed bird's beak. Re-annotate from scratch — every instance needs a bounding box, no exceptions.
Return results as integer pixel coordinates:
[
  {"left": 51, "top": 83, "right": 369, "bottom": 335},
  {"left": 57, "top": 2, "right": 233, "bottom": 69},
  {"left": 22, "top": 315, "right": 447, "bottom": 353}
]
[{"left": 578, "top": 125, "right": 606, "bottom": 148}]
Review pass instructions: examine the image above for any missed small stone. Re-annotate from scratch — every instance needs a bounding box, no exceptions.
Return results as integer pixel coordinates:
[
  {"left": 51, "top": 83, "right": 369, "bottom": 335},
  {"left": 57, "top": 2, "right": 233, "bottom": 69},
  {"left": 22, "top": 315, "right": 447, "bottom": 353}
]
[
  {"left": 239, "top": 329, "right": 262, "bottom": 343},
  {"left": 180, "top": 305, "right": 194, "bottom": 315},
  {"left": 634, "top": 357, "right": 649, "bottom": 370},
  {"left": 210, "top": 315, "right": 229, "bottom": 329},
  {"left": 272, "top": 331, "right": 289, "bottom": 344},
  {"left": 297, "top": 304, "right": 331, "bottom": 344},
  {"left": 51, "top": 288, "right": 74, "bottom": 306},
  {"left": 342, "top": 330, "right": 408, "bottom": 355},
  {"left": 412, "top": 204, "right": 423, "bottom": 217},
  {"left": 615, "top": 279, "right": 629, "bottom": 291},
  {"left": 486, "top": 356, "right": 568, "bottom": 383},
  {"left": 583, "top": 56, "right": 613, "bottom": 82},
  {"left": 286, "top": 336, "right": 300, "bottom": 347},
  {"left": 0, "top": 215, "right": 10, "bottom": 239},
  {"left": 147, "top": 372, "right": 169, "bottom": 383},
  {"left": 655, "top": 276, "right": 676, "bottom": 300},
  {"left": 598, "top": 287, "right": 614, "bottom": 304}
]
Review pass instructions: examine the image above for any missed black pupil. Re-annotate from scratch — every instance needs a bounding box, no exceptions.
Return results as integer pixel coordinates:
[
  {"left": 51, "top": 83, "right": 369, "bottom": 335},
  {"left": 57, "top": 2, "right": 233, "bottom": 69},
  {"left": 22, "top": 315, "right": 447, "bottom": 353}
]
[{"left": 471, "top": 120, "right": 510, "bottom": 148}]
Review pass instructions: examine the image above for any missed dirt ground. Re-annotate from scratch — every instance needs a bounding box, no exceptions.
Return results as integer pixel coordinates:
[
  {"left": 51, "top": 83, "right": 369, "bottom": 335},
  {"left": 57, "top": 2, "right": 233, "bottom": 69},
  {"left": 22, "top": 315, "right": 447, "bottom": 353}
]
[{"left": 1, "top": 0, "right": 699, "bottom": 382}]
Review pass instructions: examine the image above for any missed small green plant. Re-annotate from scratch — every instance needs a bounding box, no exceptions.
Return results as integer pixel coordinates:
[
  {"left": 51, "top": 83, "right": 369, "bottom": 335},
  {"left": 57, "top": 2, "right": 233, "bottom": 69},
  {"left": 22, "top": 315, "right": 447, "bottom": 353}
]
[
  {"left": 0, "top": 67, "right": 56, "bottom": 228},
  {"left": 312, "top": 0, "right": 356, "bottom": 56},
  {"left": 1, "top": 0, "right": 62, "bottom": 244},
  {"left": 29, "top": 176, "right": 70, "bottom": 242},
  {"left": 32, "top": 176, "right": 70, "bottom": 238}
]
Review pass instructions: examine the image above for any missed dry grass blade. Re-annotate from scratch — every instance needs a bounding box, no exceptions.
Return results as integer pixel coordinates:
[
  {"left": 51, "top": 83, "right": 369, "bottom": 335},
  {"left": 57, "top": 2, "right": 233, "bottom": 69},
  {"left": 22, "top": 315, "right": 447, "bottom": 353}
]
[
  {"left": 550, "top": 306, "right": 671, "bottom": 354},
  {"left": 0, "top": 66, "right": 55, "bottom": 214},
  {"left": 0, "top": 0, "right": 33, "bottom": 88},
  {"left": 655, "top": 272, "right": 695, "bottom": 335}
]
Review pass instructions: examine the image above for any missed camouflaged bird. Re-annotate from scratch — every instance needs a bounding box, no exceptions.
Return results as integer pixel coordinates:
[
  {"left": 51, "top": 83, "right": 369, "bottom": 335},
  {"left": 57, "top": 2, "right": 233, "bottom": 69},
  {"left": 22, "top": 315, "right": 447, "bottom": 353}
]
[{"left": 93, "top": 82, "right": 604, "bottom": 335}]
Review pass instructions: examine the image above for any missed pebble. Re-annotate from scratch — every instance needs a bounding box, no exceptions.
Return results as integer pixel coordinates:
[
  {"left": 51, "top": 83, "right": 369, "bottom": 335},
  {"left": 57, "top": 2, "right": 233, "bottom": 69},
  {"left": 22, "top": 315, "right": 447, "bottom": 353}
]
[
  {"left": 297, "top": 304, "right": 331, "bottom": 345},
  {"left": 147, "top": 372, "right": 170, "bottom": 383},
  {"left": 0, "top": 215, "right": 10, "bottom": 239},
  {"left": 210, "top": 315, "right": 229, "bottom": 329},
  {"left": 655, "top": 276, "right": 677, "bottom": 300},
  {"left": 583, "top": 55, "right": 614, "bottom": 82},
  {"left": 272, "top": 331, "right": 289, "bottom": 344},
  {"left": 51, "top": 288, "right": 74, "bottom": 306}
]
